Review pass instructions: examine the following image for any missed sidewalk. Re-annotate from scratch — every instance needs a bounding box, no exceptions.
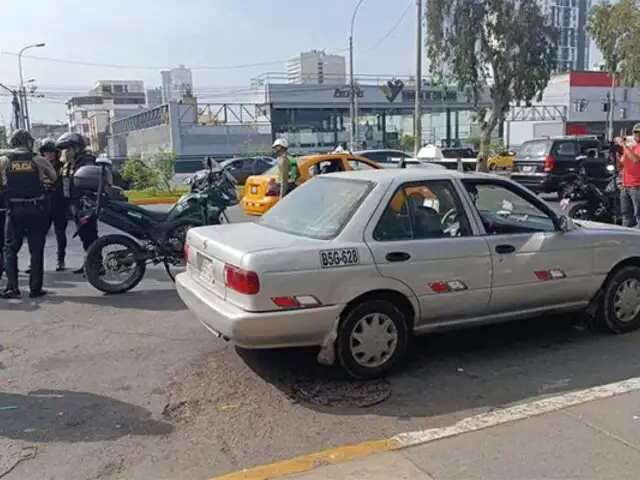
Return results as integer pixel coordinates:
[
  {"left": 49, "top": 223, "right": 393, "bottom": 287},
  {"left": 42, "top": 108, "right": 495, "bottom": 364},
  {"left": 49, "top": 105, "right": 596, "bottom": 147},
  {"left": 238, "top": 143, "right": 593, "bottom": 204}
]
[{"left": 290, "top": 390, "right": 640, "bottom": 479}]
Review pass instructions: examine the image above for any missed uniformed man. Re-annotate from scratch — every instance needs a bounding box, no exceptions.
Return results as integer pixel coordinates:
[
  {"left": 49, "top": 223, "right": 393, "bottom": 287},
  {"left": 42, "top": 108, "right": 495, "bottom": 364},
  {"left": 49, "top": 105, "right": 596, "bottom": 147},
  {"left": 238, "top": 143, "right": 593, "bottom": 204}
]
[
  {"left": 55, "top": 132, "right": 100, "bottom": 274},
  {"left": 272, "top": 138, "right": 300, "bottom": 198},
  {"left": 0, "top": 129, "right": 57, "bottom": 299},
  {"left": 41, "top": 139, "right": 68, "bottom": 271}
]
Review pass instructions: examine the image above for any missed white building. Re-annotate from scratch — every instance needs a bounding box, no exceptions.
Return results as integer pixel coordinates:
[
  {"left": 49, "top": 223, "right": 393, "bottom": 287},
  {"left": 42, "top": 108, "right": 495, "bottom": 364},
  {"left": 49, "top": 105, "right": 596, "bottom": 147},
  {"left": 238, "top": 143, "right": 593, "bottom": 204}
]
[
  {"left": 146, "top": 87, "right": 163, "bottom": 108},
  {"left": 286, "top": 50, "right": 346, "bottom": 84},
  {"left": 66, "top": 80, "right": 147, "bottom": 134},
  {"left": 539, "top": 0, "right": 591, "bottom": 72},
  {"left": 161, "top": 65, "right": 193, "bottom": 102}
]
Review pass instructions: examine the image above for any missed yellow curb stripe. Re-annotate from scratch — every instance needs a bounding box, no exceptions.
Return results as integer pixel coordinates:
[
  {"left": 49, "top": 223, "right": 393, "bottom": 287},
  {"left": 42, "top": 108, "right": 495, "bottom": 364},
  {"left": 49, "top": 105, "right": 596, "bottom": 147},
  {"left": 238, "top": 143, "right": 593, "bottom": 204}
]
[
  {"left": 212, "top": 438, "right": 400, "bottom": 479},
  {"left": 128, "top": 197, "right": 181, "bottom": 205}
]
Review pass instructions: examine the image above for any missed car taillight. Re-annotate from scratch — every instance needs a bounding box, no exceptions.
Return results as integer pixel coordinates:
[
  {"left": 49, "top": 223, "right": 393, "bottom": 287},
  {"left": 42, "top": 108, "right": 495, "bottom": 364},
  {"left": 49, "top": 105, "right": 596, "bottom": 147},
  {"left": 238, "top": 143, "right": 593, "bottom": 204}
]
[
  {"left": 544, "top": 155, "right": 554, "bottom": 172},
  {"left": 184, "top": 243, "right": 191, "bottom": 264},
  {"left": 224, "top": 264, "right": 260, "bottom": 295},
  {"left": 265, "top": 179, "right": 278, "bottom": 196}
]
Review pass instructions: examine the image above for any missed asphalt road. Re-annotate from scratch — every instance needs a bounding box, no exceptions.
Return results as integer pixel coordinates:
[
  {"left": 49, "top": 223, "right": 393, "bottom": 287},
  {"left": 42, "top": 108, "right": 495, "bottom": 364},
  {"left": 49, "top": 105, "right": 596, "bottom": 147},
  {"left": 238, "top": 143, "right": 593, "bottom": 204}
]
[{"left": 0, "top": 195, "right": 594, "bottom": 480}]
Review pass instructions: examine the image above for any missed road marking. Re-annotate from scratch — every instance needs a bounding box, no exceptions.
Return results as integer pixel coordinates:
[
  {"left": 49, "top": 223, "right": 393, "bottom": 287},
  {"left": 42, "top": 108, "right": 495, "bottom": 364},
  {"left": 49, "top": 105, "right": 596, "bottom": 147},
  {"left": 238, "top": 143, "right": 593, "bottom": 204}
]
[{"left": 212, "top": 376, "right": 640, "bottom": 479}]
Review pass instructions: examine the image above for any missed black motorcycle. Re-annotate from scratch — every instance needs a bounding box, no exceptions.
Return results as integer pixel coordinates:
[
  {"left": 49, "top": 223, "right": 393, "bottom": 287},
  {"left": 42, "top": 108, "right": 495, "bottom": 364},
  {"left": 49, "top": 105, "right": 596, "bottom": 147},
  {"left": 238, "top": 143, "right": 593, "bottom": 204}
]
[
  {"left": 560, "top": 164, "right": 620, "bottom": 223},
  {"left": 75, "top": 157, "right": 238, "bottom": 294}
]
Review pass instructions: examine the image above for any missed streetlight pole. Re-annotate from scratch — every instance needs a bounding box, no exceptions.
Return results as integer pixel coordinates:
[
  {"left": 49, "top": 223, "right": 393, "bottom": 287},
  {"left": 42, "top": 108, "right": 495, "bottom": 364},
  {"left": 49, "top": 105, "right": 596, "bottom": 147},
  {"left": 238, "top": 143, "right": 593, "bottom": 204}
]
[
  {"left": 18, "top": 43, "right": 45, "bottom": 130},
  {"left": 413, "top": 0, "right": 423, "bottom": 156},
  {"left": 349, "top": 0, "right": 364, "bottom": 151}
]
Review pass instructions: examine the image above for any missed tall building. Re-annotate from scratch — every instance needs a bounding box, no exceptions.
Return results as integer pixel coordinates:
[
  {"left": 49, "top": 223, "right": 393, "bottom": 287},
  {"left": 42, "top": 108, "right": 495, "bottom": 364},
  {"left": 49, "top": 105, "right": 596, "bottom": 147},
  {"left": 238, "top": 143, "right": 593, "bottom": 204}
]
[
  {"left": 66, "top": 80, "right": 146, "bottom": 134},
  {"left": 286, "top": 50, "right": 346, "bottom": 84},
  {"left": 161, "top": 65, "right": 193, "bottom": 102},
  {"left": 146, "top": 87, "right": 163, "bottom": 108},
  {"left": 539, "top": 0, "right": 591, "bottom": 72}
]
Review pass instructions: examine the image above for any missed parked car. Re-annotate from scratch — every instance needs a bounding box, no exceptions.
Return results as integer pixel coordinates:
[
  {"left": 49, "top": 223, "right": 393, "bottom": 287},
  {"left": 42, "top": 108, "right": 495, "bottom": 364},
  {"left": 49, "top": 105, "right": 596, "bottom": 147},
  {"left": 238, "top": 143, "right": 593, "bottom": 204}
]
[
  {"left": 487, "top": 151, "right": 515, "bottom": 171},
  {"left": 177, "top": 168, "right": 640, "bottom": 379},
  {"left": 221, "top": 156, "right": 274, "bottom": 185},
  {"left": 241, "top": 153, "right": 380, "bottom": 216},
  {"left": 417, "top": 145, "right": 477, "bottom": 171},
  {"left": 354, "top": 149, "right": 413, "bottom": 164},
  {"left": 510, "top": 137, "right": 610, "bottom": 197}
]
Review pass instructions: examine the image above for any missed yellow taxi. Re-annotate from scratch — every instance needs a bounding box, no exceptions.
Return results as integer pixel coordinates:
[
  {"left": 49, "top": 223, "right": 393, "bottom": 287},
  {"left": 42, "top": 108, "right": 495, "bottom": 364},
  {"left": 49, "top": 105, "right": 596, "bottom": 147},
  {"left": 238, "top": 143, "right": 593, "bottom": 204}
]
[
  {"left": 487, "top": 151, "right": 514, "bottom": 171},
  {"left": 241, "top": 153, "right": 381, "bottom": 216}
]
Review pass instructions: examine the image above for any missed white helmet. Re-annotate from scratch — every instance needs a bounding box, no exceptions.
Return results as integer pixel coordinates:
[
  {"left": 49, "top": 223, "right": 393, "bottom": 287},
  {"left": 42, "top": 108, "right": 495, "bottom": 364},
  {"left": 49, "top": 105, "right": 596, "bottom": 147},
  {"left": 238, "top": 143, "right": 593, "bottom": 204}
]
[{"left": 272, "top": 138, "right": 288, "bottom": 149}]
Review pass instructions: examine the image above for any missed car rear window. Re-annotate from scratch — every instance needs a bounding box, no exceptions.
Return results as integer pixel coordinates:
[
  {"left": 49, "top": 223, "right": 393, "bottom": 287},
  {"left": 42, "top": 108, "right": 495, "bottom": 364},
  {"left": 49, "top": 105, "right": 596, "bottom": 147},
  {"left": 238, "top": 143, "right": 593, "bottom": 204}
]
[
  {"left": 517, "top": 141, "right": 550, "bottom": 157},
  {"left": 259, "top": 177, "right": 374, "bottom": 240}
]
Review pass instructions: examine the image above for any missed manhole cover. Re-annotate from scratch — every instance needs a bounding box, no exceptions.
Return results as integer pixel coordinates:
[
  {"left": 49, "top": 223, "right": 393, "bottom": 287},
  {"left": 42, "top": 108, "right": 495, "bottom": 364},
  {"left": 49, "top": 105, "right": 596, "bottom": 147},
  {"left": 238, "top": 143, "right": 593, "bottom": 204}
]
[{"left": 290, "top": 378, "right": 391, "bottom": 408}]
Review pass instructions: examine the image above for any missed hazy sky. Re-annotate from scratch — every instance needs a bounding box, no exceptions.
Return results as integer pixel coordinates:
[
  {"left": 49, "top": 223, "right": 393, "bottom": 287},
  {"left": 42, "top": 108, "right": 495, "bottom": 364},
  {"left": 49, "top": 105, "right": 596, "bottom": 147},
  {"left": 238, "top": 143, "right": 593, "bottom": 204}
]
[{"left": 0, "top": 0, "right": 418, "bottom": 125}]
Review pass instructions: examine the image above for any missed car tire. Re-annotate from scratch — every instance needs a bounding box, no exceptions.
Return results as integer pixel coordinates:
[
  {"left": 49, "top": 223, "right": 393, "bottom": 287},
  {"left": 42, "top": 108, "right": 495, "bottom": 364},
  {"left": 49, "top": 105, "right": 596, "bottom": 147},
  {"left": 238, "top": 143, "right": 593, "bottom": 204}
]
[
  {"left": 336, "top": 299, "right": 409, "bottom": 379},
  {"left": 599, "top": 266, "right": 640, "bottom": 333}
]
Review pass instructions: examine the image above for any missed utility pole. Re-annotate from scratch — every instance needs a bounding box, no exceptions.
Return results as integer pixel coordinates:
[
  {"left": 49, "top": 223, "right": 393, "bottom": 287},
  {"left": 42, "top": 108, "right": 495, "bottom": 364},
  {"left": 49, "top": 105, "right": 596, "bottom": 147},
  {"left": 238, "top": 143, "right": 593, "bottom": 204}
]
[
  {"left": 606, "top": 72, "right": 615, "bottom": 142},
  {"left": 349, "top": 0, "right": 364, "bottom": 151},
  {"left": 413, "top": 0, "right": 423, "bottom": 156},
  {"left": 18, "top": 43, "right": 46, "bottom": 131},
  {"left": 0, "top": 83, "right": 22, "bottom": 131}
]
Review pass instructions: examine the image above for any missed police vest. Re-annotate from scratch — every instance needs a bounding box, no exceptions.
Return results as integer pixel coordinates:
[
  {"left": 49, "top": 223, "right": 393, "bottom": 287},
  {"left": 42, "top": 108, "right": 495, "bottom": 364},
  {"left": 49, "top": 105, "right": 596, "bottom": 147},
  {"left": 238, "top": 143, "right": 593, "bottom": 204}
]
[
  {"left": 4, "top": 151, "right": 44, "bottom": 201},
  {"left": 61, "top": 152, "right": 96, "bottom": 198},
  {"left": 275, "top": 155, "right": 300, "bottom": 183}
]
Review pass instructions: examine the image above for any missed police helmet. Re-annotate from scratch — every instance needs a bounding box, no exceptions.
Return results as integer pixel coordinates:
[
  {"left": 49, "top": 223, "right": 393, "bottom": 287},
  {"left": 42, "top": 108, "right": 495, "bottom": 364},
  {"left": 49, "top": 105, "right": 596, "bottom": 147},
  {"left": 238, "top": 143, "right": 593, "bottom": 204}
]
[
  {"left": 9, "top": 129, "right": 35, "bottom": 148},
  {"left": 39, "top": 138, "right": 58, "bottom": 154},
  {"left": 56, "top": 132, "right": 86, "bottom": 150}
]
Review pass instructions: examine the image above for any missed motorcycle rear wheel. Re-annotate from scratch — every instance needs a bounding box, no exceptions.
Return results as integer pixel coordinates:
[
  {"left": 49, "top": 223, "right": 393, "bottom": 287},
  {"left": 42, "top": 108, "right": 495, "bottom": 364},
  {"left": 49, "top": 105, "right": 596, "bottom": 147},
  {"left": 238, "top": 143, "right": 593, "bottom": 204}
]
[
  {"left": 84, "top": 234, "right": 147, "bottom": 294},
  {"left": 567, "top": 203, "right": 594, "bottom": 221}
]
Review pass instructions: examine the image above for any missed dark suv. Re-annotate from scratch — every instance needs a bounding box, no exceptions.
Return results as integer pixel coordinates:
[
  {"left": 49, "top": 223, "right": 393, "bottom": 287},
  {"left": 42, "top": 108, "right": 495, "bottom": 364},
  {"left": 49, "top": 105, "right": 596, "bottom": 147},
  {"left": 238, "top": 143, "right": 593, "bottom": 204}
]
[{"left": 511, "top": 137, "right": 610, "bottom": 196}]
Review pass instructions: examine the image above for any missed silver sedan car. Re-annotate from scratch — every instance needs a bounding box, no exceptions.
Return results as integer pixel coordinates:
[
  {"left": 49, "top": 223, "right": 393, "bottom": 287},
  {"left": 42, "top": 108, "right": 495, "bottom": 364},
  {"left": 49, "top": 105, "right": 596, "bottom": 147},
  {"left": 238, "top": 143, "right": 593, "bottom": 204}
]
[{"left": 176, "top": 169, "right": 640, "bottom": 379}]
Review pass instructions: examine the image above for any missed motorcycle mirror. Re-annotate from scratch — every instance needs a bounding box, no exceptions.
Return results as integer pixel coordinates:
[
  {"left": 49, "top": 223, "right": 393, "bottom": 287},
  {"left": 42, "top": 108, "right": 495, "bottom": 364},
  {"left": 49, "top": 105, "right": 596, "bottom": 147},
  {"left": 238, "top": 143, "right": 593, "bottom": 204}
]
[
  {"left": 183, "top": 177, "right": 193, "bottom": 185},
  {"left": 204, "top": 156, "right": 213, "bottom": 170}
]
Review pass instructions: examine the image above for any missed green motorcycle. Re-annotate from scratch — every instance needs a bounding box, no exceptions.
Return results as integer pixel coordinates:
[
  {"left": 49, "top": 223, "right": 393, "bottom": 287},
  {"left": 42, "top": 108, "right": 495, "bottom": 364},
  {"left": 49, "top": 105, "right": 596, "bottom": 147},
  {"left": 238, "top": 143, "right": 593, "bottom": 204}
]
[{"left": 78, "top": 157, "right": 238, "bottom": 294}]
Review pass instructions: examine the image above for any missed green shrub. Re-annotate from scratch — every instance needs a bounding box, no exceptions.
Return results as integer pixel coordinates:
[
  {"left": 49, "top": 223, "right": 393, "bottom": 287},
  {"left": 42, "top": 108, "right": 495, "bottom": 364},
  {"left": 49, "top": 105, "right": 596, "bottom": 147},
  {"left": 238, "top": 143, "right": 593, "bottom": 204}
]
[{"left": 121, "top": 155, "right": 157, "bottom": 189}]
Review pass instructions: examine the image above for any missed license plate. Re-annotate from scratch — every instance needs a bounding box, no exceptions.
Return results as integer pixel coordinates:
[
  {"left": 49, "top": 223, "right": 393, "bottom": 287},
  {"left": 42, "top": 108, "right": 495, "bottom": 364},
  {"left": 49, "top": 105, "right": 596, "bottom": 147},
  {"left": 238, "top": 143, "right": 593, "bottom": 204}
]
[
  {"left": 250, "top": 185, "right": 258, "bottom": 194},
  {"left": 197, "top": 254, "right": 215, "bottom": 283},
  {"left": 522, "top": 166, "right": 534, "bottom": 172}
]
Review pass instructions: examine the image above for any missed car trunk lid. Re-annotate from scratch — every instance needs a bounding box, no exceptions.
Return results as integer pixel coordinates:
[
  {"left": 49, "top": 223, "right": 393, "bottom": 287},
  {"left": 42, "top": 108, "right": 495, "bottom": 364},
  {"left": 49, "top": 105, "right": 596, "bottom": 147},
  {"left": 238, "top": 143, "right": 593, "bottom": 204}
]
[{"left": 185, "top": 222, "right": 302, "bottom": 307}]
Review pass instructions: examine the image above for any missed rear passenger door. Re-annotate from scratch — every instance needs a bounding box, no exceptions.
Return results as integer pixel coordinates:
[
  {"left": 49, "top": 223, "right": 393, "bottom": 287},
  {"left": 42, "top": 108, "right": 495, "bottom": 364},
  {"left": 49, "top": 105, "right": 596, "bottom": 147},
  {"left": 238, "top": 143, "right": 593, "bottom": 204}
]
[
  {"left": 364, "top": 180, "right": 492, "bottom": 326},
  {"left": 550, "top": 140, "right": 580, "bottom": 176}
]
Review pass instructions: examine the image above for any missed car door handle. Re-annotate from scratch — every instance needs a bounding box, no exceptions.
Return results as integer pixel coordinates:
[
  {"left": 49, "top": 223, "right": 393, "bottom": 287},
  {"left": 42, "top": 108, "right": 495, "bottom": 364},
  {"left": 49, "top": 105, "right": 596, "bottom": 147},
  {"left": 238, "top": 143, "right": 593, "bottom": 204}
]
[
  {"left": 385, "top": 251, "right": 411, "bottom": 262},
  {"left": 495, "top": 244, "right": 515, "bottom": 254}
]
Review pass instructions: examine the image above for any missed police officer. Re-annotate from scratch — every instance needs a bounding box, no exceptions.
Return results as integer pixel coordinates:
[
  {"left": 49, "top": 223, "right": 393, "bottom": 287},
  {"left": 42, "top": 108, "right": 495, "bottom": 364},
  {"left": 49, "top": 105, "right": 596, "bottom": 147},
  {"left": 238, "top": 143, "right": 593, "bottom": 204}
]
[
  {"left": 40, "top": 139, "right": 68, "bottom": 271},
  {"left": 0, "top": 129, "right": 57, "bottom": 299},
  {"left": 55, "top": 132, "right": 99, "bottom": 274}
]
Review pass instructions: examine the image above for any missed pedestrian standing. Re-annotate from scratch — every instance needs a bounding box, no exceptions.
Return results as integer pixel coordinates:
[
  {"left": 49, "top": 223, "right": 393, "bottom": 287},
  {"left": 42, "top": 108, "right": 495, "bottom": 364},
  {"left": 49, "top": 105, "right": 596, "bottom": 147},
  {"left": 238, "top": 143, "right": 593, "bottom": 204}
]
[
  {"left": 40, "top": 139, "right": 67, "bottom": 271},
  {"left": 55, "top": 133, "right": 100, "bottom": 274},
  {"left": 0, "top": 129, "right": 57, "bottom": 299},
  {"left": 615, "top": 124, "right": 640, "bottom": 228}
]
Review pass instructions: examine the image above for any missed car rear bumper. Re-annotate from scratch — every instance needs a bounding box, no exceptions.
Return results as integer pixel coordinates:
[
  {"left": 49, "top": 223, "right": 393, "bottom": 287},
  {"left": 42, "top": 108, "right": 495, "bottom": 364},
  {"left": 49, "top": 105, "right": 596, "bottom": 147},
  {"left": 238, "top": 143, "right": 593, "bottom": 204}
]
[
  {"left": 176, "top": 272, "right": 342, "bottom": 349},
  {"left": 510, "top": 173, "right": 557, "bottom": 193},
  {"left": 241, "top": 197, "right": 277, "bottom": 216}
]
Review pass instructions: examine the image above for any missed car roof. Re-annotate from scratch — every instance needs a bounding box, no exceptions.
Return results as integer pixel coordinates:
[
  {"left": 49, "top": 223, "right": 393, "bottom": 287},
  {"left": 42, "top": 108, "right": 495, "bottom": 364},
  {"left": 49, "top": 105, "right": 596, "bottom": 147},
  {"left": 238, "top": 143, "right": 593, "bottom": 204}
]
[
  {"left": 322, "top": 168, "right": 489, "bottom": 183},
  {"left": 355, "top": 149, "right": 408, "bottom": 154}
]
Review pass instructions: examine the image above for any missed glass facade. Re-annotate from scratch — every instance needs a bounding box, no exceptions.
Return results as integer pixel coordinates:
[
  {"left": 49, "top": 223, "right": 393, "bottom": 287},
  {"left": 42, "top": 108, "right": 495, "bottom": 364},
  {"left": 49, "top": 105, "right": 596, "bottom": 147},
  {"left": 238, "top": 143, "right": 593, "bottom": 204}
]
[{"left": 270, "top": 107, "right": 480, "bottom": 150}]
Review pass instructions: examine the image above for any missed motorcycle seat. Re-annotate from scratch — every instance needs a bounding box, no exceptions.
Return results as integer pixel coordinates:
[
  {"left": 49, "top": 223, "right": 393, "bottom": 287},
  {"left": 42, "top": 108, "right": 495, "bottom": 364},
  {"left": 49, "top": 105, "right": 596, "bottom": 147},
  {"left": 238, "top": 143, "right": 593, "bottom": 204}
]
[{"left": 111, "top": 201, "right": 170, "bottom": 222}]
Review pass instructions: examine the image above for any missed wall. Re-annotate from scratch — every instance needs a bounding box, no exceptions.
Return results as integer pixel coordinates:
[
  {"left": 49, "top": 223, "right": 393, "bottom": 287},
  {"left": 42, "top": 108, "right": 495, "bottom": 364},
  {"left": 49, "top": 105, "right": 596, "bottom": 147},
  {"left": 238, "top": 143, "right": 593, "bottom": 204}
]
[
  {"left": 178, "top": 124, "right": 272, "bottom": 157},
  {"left": 120, "top": 124, "right": 172, "bottom": 156}
]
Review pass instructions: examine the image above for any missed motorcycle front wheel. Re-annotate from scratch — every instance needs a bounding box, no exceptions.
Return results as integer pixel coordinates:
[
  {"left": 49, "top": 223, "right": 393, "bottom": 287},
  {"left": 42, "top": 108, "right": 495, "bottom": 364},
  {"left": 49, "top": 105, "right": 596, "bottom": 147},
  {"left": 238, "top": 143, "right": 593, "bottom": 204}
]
[{"left": 84, "top": 234, "right": 147, "bottom": 294}]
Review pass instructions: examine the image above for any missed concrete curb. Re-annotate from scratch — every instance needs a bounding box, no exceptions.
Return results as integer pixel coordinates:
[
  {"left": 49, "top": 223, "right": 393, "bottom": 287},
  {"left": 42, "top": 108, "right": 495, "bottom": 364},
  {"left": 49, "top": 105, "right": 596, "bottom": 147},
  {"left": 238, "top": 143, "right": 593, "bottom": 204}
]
[{"left": 211, "top": 376, "right": 640, "bottom": 479}]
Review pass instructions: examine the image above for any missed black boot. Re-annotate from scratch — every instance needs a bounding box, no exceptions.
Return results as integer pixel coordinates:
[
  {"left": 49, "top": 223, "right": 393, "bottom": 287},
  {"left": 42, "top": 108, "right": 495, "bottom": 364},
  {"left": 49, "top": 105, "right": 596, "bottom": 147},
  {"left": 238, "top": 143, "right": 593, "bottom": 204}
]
[{"left": 56, "top": 257, "right": 66, "bottom": 272}]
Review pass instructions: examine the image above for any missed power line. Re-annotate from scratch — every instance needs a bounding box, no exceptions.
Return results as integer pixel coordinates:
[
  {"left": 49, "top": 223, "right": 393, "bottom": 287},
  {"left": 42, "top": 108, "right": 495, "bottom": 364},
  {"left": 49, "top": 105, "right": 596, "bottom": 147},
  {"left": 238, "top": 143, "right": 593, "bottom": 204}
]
[{"left": 364, "top": 1, "right": 414, "bottom": 52}]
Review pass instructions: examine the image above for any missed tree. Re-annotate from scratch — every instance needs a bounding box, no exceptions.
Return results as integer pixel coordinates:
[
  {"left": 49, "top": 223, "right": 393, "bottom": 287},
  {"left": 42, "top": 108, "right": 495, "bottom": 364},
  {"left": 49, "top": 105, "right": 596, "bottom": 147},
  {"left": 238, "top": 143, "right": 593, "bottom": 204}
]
[
  {"left": 151, "top": 150, "right": 177, "bottom": 192},
  {"left": 586, "top": 0, "right": 640, "bottom": 85},
  {"left": 399, "top": 133, "right": 415, "bottom": 152},
  {"left": 426, "top": 0, "right": 558, "bottom": 171}
]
